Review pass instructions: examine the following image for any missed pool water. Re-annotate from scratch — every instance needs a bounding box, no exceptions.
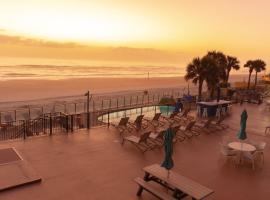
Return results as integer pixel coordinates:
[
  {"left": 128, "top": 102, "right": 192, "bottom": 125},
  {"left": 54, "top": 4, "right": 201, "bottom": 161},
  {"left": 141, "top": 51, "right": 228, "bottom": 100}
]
[{"left": 98, "top": 105, "right": 175, "bottom": 123}]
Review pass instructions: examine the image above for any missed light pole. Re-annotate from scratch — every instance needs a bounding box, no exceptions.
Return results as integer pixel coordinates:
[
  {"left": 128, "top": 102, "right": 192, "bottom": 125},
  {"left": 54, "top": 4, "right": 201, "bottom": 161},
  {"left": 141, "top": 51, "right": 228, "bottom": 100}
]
[{"left": 85, "top": 91, "right": 90, "bottom": 129}]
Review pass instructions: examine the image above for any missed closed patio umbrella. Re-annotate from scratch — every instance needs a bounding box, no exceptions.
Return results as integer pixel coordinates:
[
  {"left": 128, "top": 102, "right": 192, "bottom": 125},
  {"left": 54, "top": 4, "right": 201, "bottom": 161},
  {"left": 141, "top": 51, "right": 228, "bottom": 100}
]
[
  {"left": 237, "top": 109, "right": 248, "bottom": 141},
  {"left": 161, "top": 126, "right": 174, "bottom": 178}
]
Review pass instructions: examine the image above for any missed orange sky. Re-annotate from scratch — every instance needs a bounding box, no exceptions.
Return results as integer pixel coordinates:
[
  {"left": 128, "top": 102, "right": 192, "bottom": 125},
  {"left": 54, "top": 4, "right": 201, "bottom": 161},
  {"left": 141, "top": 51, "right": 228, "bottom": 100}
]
[{"left": 0, "top": 0, "right": 269, "bottom": 65}]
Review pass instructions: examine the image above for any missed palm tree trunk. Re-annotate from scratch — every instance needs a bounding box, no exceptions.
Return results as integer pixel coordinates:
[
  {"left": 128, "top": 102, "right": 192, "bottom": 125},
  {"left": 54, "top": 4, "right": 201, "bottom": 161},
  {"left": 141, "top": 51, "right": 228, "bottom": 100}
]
[
  {"left": 226, "top": 69, "right": 231, "bottom": 84},
  {"left": 198, "top": 80, "right": 203, "bottom": 101},
  {"left": 210, "top": 87, "right": 214, "bottom": 99},
  {"left": 247, "top": 72, "right": 252, "bottom": 89},
  {"left": 254, "top": 71, "right": 258, "bottom": 88}
]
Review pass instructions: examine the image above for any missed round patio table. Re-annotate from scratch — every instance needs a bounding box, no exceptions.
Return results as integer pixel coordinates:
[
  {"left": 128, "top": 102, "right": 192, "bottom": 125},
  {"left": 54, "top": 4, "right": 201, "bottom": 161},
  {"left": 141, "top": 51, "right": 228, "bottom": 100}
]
[{"left": 228, "top": 142, "right": 256, "bottom": 152}]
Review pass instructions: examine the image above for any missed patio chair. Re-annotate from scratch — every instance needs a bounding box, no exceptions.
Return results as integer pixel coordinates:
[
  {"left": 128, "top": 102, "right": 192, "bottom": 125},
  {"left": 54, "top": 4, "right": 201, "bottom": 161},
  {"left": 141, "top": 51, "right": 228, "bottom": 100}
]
[
  {"left": 219, "top": 143, "right": 237, "bottom": 163},
  {"left": 177, "top": 120, "right": 197, "bottom": 139},
  {"left": 111, "top": 117, "right": 130, "bottom": 135},
  {"left": 122, "top": 130, "right": 152, "bottom": 153},
  {"left": 243, "top": 151, "right": 262, "bottom": 170},
  {"left": 221, "top": 136, "right": 234, "bottom": 146},
  {"left": 254, "top": 142, "right": 266, "bottom": 164},
  {"left": 265, "top": 126, "right": 270, "bottom": 135},
  {"left": 127, "top": 115, "right": 145, "bottom": 131}
]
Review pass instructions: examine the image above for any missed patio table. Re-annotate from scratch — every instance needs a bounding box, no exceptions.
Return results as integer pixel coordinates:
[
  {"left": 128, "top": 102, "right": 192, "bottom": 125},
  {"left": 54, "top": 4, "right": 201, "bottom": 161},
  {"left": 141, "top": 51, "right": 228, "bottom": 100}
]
[
  {"left": 197, "top": 100, "right": 231, "bottom": 117},
  {"left": 228, "top": 142, "right": 256, "bottom": 152}
]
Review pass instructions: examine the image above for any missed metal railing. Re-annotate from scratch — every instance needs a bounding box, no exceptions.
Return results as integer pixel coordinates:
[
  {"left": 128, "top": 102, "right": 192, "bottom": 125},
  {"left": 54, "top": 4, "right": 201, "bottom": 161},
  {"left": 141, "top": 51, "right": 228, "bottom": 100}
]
[{"left": 0, "top": 88, "right": 197, "bottom": 141}]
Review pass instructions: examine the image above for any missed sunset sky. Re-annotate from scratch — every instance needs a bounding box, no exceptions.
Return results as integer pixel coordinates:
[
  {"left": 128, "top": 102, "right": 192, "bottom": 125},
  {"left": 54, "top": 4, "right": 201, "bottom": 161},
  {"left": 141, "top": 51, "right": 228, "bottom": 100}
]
[{"left": 0, "top": 0, "right": 269, "bottom": 65}]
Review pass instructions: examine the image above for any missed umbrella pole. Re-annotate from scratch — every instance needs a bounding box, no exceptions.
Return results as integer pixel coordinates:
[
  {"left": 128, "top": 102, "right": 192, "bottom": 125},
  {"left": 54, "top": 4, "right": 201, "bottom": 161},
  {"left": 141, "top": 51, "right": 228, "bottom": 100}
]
[
  {"left": 166, "top": 170, "right": 170, "bottom": 193},
  {"left": 240, "top": 141, "right": 243, "bottom": 164}
]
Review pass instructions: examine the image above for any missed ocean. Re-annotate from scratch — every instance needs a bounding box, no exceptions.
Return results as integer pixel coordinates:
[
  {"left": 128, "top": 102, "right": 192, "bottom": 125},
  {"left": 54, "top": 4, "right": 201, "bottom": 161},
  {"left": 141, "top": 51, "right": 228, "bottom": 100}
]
[{"left": 0, "top": 57, "right": 185, "bottom": 80}]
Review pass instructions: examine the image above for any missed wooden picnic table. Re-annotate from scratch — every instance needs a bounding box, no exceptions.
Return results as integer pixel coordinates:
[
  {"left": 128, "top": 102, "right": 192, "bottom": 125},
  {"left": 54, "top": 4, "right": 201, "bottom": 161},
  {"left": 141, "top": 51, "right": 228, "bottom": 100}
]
[{"left": 141, "top": 164, "right": 214, "bottom": 200}]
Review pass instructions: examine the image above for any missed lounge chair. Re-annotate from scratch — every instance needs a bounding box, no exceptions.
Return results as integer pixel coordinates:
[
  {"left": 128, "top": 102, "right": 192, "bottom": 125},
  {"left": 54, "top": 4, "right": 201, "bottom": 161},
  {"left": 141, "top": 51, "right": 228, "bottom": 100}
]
[
  {"left": 150, "top": 125, "right": 180, "bottom": 146},
  {"left": 122, "top": 130, "right": 152, "bottom": 153},
  {"left": 161, "top": 111, "right": 180, "bottom": 124},
  {"left": 177, "top": 120, "right": 197, "bottom": 139},
  {"left": 210, "top": 116, "right": 228, "bottom": 130},
  {"left": 193, "top": 118, "right": 214, "bottom": 133},
  {"left": 143, "top": 113, "right": 163, "bottom": 128},
  {"left": 175, "top": 108, "right": 191, "bottom": 120},
  {"left": 111, "top": 117, "right": 130, "bottom": 135},
  {"left": 127, "top": 115, "right": 145, "bottom": 131}
]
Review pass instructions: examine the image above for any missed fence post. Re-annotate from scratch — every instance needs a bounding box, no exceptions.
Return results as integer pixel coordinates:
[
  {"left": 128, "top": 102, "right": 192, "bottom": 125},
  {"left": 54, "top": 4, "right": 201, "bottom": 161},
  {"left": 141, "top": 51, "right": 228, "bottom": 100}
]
[
  {"left": 23, "top": 120, "right": 27, "bottom": 140},
  {"left": 49, "top": 114, "right": 52, "bottom": 136},
  {"left": 148, "top": 94, "right": 150, "bottom": 105},
  {"left": 123, "top": 96, "right": 126, "bottom": 108},
  {"left": 116, "top": 98, "right": 119, "bottom": 109},
  {"left": 74, "top": 103, "right": 77, "bottom": 114},
  {"left": 130, "top": 96, "right": 132, "bottom": 107},
  {"left": 14, "top": 110, "right": 17, "bottom": 121},
  {"left": 71, "top": 115, "right": 74, "bottom": 132},
  {"left": 28, "top": 107, "right": 31, "bottom": 119},
  {"left": 65, "top": 114, "right": 68, "bottom": 133},
  {"left": 136, "top": 96, "right": 138, "bottom": 105}
]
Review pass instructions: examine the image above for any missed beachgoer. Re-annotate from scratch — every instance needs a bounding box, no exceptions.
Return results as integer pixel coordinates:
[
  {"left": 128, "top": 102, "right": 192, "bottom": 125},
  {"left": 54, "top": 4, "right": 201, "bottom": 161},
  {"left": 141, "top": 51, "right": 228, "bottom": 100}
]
[{"left": 174, "top": 99, "right": 183, "bottom": 113}]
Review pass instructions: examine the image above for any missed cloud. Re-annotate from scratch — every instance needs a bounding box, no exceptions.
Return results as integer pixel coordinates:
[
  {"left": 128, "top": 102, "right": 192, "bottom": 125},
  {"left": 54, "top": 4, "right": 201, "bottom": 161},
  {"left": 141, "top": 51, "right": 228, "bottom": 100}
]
[
  {"left": 0, "top": 34, "right": 83, "bottom": 48},
  {"left": 0, "top": 31, "right": 187, "bottom": 64}
]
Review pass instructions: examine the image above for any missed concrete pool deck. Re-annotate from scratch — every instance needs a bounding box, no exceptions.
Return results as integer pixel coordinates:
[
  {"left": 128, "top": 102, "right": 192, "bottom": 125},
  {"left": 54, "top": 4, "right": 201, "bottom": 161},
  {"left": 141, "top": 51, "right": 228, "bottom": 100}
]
[{"left": 0, "top": 102, "right": 270, "bottom": 200}]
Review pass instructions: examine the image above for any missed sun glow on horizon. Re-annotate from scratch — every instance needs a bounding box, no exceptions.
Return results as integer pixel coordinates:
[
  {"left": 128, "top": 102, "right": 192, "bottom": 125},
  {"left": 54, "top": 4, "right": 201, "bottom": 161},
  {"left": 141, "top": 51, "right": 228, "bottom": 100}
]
[{"left": 0, "top": 0, "right": 269, "bottom": 64}]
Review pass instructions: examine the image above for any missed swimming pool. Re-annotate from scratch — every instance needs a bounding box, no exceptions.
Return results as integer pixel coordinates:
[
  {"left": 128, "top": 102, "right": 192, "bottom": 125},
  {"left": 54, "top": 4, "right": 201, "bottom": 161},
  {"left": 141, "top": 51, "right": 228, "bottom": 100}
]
[{"left": 98, "top": 105, "right": 175, "bottom": 123}]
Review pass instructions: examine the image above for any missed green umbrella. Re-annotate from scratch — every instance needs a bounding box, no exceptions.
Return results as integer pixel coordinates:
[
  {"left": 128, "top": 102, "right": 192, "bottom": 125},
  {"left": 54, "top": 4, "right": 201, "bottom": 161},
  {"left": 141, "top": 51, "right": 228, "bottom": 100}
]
[
  {"left": 237, "top": 109, "right": 248, "bottom": 140},
  {"left": 161, "top": 127, "right": 174, "bottom": 178}
]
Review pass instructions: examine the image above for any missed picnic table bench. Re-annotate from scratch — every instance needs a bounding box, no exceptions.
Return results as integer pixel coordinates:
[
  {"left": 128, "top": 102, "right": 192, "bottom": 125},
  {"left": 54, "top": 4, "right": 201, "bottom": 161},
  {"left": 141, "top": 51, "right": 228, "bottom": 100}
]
[{"left": 134, "top": 164, "right": 214, "bottom": 200}]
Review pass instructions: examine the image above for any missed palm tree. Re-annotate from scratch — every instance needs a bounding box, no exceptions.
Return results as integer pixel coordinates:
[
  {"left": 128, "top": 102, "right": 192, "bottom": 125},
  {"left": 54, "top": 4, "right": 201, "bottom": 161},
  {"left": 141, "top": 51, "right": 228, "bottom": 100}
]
[
  {"left": 225, "top": 56, "right": 240, "bottom": 84},
  {"left": 253, "top": 59, "right": 266, "bottom": 87},
  {"left": 185, "top": 56, "right": 218, "bottom": 101},
  {"left": 244, "top": 60, "right": 255, "bottom": 89},
  {"left": 207, "top": 51, "right": 227, "bottom": 82},
  {"left": 185, "top": 57, "right": 206, "bottom": 101}
]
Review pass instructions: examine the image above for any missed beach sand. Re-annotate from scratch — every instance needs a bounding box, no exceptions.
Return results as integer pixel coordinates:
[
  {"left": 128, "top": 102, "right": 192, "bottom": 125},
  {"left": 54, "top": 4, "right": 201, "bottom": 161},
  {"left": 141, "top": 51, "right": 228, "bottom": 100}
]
[
  {"left": 0, "top": 74, "right": 248, "bottom": 102},
  {"left": 0, "top": 74, "right": 248, "bottom": 111},
  {"left": 0, "top": 77, "right": 187, "bottom": 102}
]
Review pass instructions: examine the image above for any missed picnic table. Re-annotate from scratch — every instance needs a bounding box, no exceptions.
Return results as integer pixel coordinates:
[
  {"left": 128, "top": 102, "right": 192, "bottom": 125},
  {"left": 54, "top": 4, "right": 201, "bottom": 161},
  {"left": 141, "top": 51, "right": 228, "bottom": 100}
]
[{"left": 135, "top": 164, "right": 214, "bottom": 200}]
